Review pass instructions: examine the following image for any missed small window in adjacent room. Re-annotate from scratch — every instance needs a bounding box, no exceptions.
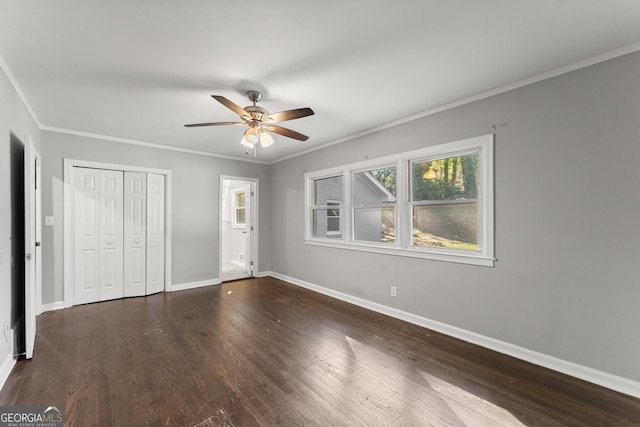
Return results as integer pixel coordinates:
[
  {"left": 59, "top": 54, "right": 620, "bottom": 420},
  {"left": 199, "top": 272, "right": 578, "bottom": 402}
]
[{"left": 233, "top": 189, "right": 246, "bottom": 228}]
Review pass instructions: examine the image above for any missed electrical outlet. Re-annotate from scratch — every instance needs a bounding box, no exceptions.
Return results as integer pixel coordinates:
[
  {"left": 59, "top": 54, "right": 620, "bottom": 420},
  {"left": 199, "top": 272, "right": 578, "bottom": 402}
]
[{"left": 390, "top": 286, "right": 397, "bottom": 297}]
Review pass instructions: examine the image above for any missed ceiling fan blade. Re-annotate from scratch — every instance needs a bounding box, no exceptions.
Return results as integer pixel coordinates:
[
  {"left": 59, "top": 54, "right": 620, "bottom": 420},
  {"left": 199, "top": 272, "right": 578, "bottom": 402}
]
[
  {"left": 184, "top": 121, "right": 245, "bottom": 127},
  {"left": 212, "top": 95, "right": 251, "bottom": 119},
  {"left": 265, "top": 124, "right": 309, "bottom": 141},
  {"left": 264, "top": 107, "right": 314, "bottom": 123}
]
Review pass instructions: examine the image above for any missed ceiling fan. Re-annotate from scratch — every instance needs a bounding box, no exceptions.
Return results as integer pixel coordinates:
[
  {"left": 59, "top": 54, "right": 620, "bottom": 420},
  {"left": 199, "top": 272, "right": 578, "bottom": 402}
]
[{"left": 185, "top": 90, "right": 314, "bottom": 151}]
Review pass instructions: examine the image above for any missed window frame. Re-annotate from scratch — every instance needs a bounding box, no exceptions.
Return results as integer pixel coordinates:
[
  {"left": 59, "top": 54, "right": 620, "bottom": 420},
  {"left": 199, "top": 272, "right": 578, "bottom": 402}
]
[
  {"left": 408, "top": 149, "right": 482, "bottom": 254},
  {"left": 307, "top": 171, "right": 345, "bottom": 240},
  {"left": 304, "top": 134, "right": 494, "bottom": 267},
  {"left": 351, "top": 164, "right": 398, "bottom": 246}
]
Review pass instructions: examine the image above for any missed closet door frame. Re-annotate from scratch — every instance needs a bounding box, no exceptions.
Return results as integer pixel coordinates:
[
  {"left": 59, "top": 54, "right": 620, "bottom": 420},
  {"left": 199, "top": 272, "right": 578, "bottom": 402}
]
[{"left": 63, "top": 159, "right": 173, "bottom": 308}]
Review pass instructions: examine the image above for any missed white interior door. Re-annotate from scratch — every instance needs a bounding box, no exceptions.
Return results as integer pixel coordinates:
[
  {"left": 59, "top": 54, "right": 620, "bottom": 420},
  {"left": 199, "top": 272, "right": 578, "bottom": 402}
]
[
  {"left": 24, "top": 140, "right": 40, "bottom": 359},
  {"left": 124, "top": 172, "right": 147, "bottom": 297},
  {"left": 146, "top": 173, "right": 165, "bottom": 294},
  {"left": 99, "top": 170, "right": 124, "bottom": 301},
  {"left": 35, "top": 153, "right": 42, "bottom": 316},
  {"left": 73, "top": 167, "right": 101, "bottom": 305}
]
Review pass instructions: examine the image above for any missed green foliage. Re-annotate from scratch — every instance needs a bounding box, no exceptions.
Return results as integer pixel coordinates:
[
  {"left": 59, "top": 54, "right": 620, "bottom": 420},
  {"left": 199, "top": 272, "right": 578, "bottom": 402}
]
[
  {"left": 412, "top": 154, "right": 479, "bottom": 201},
  {"left": 370, "top": 167, "right": 396, "bottom": 195}
]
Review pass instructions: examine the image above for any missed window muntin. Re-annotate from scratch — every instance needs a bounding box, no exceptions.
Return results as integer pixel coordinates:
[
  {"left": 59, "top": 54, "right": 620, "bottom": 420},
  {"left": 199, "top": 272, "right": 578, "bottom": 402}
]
[
  {"left": 410, "top": 152, "right": 480, "bottom": 251},
  {"left": 311, "top": 175, "right": 343, "bottom": 239},
  {"left": 352, "top": 167, "right": 397, "bottom": 243},
  {"left": 304, "top": 134, "right": 494, "bottom": 267}
]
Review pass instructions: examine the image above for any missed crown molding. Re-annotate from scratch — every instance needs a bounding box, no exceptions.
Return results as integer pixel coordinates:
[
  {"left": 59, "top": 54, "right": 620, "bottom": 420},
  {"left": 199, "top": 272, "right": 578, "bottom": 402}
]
[
  {"left": 41, "top": 125, "right": 269, "bottom": 164},
  {"left": 0, "top": 54, "right": 43, "bottom": 128}
]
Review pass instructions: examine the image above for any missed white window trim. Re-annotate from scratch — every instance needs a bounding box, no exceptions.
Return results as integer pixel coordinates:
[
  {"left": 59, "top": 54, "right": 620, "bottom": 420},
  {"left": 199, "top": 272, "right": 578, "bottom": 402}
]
[{"left": 304, "top": 134, "right": 495, "bottom": 267}]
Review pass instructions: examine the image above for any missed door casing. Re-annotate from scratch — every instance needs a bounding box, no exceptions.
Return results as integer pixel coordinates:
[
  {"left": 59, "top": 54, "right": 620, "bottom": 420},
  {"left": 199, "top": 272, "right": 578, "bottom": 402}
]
[{"left": 219, "top": 175, "right": 258, "bottom": 281}]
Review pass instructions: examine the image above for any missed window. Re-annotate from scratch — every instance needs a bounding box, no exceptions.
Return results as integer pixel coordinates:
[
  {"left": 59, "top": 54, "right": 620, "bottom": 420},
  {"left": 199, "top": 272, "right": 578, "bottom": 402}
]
[
  {"left": 233, "top": 189, "right": 246, "bottom": 228},
  {"left": 410, "top": 152, "right": 479, "bottom": 251},
  {"left": 311, "top": 175, "right": 343, "bottom": 239},
  {"left": 353, "top": 166, "right": 396, "bottom": 243},
  {"left": 305, "top": 134, "right": 494, "bottom": 266}
]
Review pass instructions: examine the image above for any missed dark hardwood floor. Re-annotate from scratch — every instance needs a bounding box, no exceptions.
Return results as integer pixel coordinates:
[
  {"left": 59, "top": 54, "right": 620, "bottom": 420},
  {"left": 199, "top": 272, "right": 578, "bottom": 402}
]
[{"left": 1, "top": 277, "right": 639, "bottom": 426}]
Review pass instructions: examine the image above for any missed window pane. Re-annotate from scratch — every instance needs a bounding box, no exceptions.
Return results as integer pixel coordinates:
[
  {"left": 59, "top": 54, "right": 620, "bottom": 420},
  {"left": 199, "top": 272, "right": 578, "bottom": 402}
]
[
  {"left": 236, "top": 192, "right": 245, "bottom": 207},
  {"left": 354, "top": 167, "right": 396, "bottom": 205},
  {"left": 412, "top": 203, "right": 478, "bottom": 250},
  {"left": 313, "top": 209, "right": 342, "bottom": 238},
  {"left": 412, "top": 153, "right": 479, "bottom": 201},
  {"left": 236, "top": 208, "right": 245, "bottom": 224},
  {"left": 314, "top": 175, "right": 343, "bottom": 206},
  {"left": 354, "top": 207, "right": 396, "bottom": 243}
]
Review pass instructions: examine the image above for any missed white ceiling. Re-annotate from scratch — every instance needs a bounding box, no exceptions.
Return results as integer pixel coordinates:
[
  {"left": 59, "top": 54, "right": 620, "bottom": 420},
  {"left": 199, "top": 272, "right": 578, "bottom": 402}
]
[{"left": 2, "top": 1, "right": 640, "bottom": 163}]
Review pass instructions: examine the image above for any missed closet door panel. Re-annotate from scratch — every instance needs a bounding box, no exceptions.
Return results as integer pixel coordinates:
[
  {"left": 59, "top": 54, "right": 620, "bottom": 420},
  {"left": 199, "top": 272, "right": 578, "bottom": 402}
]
[
  {"left": 146, "top": 173, "right": 165, "bottom": 294},
  {"left": 124, "top": 172, "right": 147, "bottom": 297},
  {"left": 73, "top": 168, "right": 100, "bottom": 304},
  {"left": 99, "top": 170, "right": 124, "bottom": 301}
]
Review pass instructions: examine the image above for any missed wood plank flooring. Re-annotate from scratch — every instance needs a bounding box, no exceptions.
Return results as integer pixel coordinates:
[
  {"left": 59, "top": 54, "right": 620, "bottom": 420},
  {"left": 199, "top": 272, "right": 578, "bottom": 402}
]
[{"left": 1, "top": 277, "right": 639, "bottom": 426}]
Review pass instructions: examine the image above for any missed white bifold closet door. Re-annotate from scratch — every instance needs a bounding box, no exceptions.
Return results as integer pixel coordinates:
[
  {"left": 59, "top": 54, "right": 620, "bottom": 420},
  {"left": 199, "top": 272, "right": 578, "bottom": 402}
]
[
  {"left": 123, "top": 172, "right": 147, "bottom": 297},
  {"left": 146, "top": 173, "right": 165, "bottom": 295},
  {"left": 73, "top": 167, "right": 165, "bottom": 304},
  {"left": 73, "top": 168, "right": 124, "bottom": 305}
]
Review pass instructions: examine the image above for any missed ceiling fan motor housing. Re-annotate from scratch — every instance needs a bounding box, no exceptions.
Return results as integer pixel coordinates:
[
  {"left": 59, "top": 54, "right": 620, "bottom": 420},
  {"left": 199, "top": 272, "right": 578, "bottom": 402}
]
[{"left": 244, "top": 105, "right": 269, "bottom": 122}]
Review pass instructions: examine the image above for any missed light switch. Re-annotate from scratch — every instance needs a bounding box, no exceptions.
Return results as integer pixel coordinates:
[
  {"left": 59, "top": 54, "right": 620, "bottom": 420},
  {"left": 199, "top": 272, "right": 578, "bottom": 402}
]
[{"left": 45, "top": 216, "right": 54, "bottom": 226}]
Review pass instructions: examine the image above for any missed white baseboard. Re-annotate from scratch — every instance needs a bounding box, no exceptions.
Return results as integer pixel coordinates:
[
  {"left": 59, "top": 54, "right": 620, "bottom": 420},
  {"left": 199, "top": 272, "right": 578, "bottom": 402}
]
[
  {"left": 255, "top": 270, "right": 273, "bottom": 278},
  {"left": 268, "top": 272, "right": 640, "bottom": 399},
  {"left": 41, "top": 301, "right": 65, "bottom": 313},
  {"left": 171, "top": 278, "right": 220, "bottom": 292},
  {"left": 0, "top": 339, "right": 16, "bottom": 392}
]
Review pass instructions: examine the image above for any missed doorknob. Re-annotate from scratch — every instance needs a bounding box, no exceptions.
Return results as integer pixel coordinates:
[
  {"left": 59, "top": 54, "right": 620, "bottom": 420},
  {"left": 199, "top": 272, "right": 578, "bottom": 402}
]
[
  {"left": 25, "top": 253, "right": 32, "bottom": 260},
  {"left": 35, "top": 242, "right": 41, "bottom": 247}
]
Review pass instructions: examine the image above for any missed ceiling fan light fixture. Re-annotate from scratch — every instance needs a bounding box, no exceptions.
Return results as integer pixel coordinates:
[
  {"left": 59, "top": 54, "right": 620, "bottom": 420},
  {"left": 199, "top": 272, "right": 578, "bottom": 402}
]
[
  {"left": 243, "top": 127, "right": 260, "bottom": 144},
  {"left": 240, "top": 137, "right": 254, "bottom": 148},
  {"left": 259, "top": 130, "right": 274, "bottom": 148}
]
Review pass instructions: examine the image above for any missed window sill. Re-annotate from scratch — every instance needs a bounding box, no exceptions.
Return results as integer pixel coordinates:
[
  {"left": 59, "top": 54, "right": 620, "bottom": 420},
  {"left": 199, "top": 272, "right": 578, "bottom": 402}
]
[{"left": 305, "top": 239, "right": 495, "bottom": 267}]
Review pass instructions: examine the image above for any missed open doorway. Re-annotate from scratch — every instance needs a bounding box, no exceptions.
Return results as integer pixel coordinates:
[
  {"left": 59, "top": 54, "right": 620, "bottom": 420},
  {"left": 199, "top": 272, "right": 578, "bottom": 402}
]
[
  {"left": 9, "top": 133, "right": 25, "bottom": 356},
  {"left": 220, "top": 177, "right": 257, "bottom": 282}
]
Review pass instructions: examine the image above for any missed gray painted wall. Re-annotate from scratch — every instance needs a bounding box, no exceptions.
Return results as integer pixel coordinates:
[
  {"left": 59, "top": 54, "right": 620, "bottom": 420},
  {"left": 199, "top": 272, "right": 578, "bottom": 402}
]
[
  {"left": 270, "top": 51, "right": 640, "bottom": 381},
  {"left": 40, "top": 131, "right": 271, "bottom": 304},
  {"left": 0, "top": 69, "right": 41, "bottom": 370}
]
